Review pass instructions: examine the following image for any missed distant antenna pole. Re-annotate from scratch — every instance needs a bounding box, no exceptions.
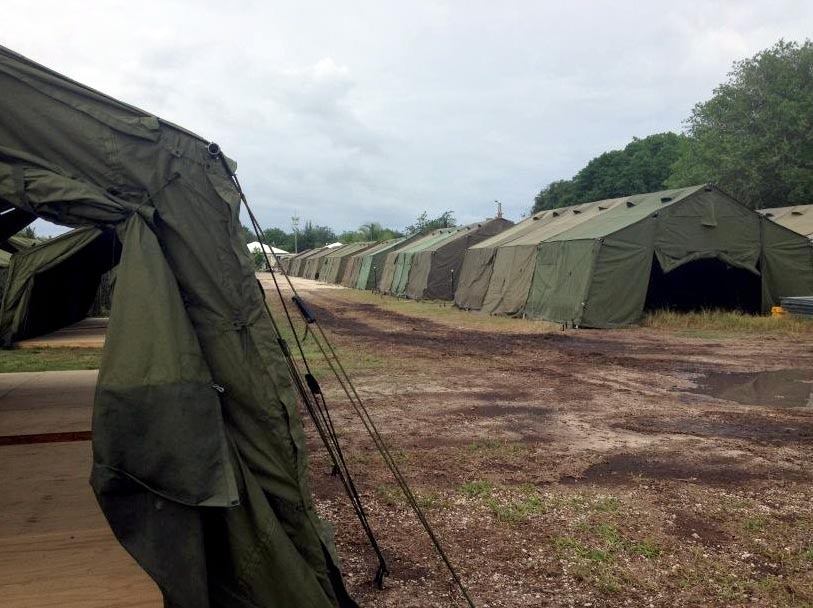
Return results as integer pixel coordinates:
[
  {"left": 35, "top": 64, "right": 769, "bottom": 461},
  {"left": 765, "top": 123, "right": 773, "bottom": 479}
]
[
  {"left": 495, "top": 200, "right": 502, "bottom": 218},
  {"left": 291, "top": 215, "right": 300, "bottom": 253}
]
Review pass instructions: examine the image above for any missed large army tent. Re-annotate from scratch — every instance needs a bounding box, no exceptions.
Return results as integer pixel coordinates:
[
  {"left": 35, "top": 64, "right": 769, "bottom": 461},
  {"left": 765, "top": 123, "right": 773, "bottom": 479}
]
[
  {"left": 0, "top": 227, "right": 120, "bottom": 345},
  {"left": 379, "top": 228, "right": 458, "bottom": 295},
  {"left": 341, "top": 237, "right": 407, "bottom": 289},
  {"left": 455, "top": 210, "right": 560, "bottom": 310},
  {"left": 303, "top": 243, "right": 347, "bottom": 280},
  {"left": 287, "top": 247, "right": 318, "bottom": 276},
  {"left": 320, "top": 241, "right": 374, "bottom": 284},
  {"left": 0, "top": 46, "right": 356, "bottom": 606},
  {"left": 758, "top": 205, "right": 813, "bottom": 239},
  {"left": 404, "top": 218, "right": 512, "bottom": 300},
  {"left": 464, "top": 185, "right": 813, "bottom": 327},
  {"left": 281, "top": 248, "right": 310, "bottom": 273}
]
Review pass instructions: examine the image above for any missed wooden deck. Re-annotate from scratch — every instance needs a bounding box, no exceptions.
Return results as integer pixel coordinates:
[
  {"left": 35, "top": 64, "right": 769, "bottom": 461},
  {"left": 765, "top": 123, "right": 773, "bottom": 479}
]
[
  {"left": 0, "top": 370, "right": 161, "bottom": 607},
  {"left": 16, "top": 317, "right": 107, "bottom": 349}
]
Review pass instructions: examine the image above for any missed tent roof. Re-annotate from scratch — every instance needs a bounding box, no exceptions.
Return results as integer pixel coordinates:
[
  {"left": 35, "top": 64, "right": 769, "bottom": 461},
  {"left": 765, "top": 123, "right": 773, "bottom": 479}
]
[
  {"left": 323, "top": 241, "right": 374, "bottom": 259},
  {"left": 350, "top": 237, "right": 405, "bottom": 259},
  {"left": 757, "top": 204, "right": 813, "bottom": 238},
  {"left": 246, "top": 241, "right": 288, "bottom": 254},
  {"left": 419, "top": 219, "right": 506, "bottom": 253},
  {"left": 490, "top": 185, "right": 707, "bottom": 247}
]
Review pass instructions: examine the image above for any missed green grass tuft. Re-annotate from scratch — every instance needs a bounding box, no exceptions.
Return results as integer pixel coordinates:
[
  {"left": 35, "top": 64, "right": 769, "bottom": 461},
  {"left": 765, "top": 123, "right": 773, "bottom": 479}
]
[{"left": 0, "top": 348, "right": 102, "bottom": 373}]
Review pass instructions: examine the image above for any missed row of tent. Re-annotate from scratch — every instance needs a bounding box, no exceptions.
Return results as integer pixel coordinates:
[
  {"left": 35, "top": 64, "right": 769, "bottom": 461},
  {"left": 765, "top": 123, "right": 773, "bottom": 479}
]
[
  {"left": 2, "top": 185, "right": 813, "bottom": 346},
  {"left": 282, "top": 217, "right": 513, "bottom": 300},
  {"left": 283, "top": 185, "right": 813, "bottom": 327}
]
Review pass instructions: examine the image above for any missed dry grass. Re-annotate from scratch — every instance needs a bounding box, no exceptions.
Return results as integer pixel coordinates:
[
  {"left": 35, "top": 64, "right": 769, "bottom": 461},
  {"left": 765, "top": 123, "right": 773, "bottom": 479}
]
[{"left": 642, "top": 308, "right": 813, "bottom": 336}]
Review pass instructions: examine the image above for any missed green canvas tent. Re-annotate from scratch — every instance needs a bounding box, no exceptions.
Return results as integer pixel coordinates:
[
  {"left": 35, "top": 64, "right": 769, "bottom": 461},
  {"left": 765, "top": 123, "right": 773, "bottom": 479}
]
[
  {"left": 404, "top": 218, "right": 512, "bottom": 300},
  {"left": 340, "top": 237, "right": 407, "bottom": 289},
  {"left": 0, "top": 46, "right": 357, "bottom": 607},
  {"left": 758, "top": 205, "right": 813, "bottom": 239},
  {"left": 0, "top": 227, "right": 120, "bottom": 345},
  {"left": 468, "top": 185, "right": 813, "bottom": 327},
  {"left": 320, "top": 241, "right": 374, "bottom": 284},
  {"left": 454, "top": 209, "right": 561, "bottom": 310},
  {"left": 378, "top": 228, "right": 458, "bottom": 295},
  {"left": 303, "top": 244, "right": 345, "bottom": 280},
  {"left": 281, "top": 248, "right": 311, "bottom": 275},
  {"left": 289, "top": 247, "right": 322, "bottom": 276}
]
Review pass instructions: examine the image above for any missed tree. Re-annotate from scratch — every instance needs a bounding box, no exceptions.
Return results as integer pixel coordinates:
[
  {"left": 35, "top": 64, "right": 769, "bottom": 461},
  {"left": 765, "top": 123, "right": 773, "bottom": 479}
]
[
  {"left": 405, "top": 210, "right": 456, "bottom": 235},
  {"left": 298, "top": 221, "right": 336, "bottom": 250},
  {"left": 667, "top": 39, "right": 813, "bottom": 208},
  {"left": 16, "top": 226, "right": 37, "bottom": 239},
  {"left": 532, "top": 133, "right": 687, "bottom": 212}
]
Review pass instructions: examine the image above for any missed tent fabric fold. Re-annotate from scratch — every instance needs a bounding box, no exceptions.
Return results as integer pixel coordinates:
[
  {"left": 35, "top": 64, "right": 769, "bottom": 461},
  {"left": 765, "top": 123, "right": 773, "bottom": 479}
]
[{"left": 0, "top": 45, "right": 356, "bottom": 607}]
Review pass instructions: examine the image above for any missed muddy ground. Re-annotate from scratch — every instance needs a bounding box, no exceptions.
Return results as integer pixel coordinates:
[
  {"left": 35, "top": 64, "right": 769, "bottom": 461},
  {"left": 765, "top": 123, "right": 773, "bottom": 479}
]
[{"left": 263, "top": 277, "right": 813, "bottom": 608}]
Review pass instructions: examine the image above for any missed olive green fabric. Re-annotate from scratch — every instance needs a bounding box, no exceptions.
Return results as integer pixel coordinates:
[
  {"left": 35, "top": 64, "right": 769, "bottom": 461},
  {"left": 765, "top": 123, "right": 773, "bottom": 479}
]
[
  {"left": 0, "top": 45, "right": 356, "bottom": 607},
  {"left": 280, "top": 249, "right": 310, "bottom": 274},
  {"left": 320, "top": 241, "right": 374, "bottom": 284},
  {"left": 382, "top": 228, "right": 460, "bottom": 295},
  {"left": 0, "top": 226, "right": 119, "bottom": 345},
  {"left": 405, "top": 218, "right": 512, "bottom": 300},
  {"left": 289, "top": 248, "right": 321, "bottom": 277},
  {"left": 338, "top": 241, "right": 395, "bottom": 288},
  {"left": 757, "top": 204, "right": 813, "bottom": 239},
  {"left": 304, "top": 245, "right": 344, "bottom": 280},
  {"left": 482, "top": 185, "right": 813, "bottom": 327},
  {"left": 454, "top": 210, "right": 560, "bottom": 310},
  {"left": 349, "top": 237, "right": 415, "bottom": 290}
]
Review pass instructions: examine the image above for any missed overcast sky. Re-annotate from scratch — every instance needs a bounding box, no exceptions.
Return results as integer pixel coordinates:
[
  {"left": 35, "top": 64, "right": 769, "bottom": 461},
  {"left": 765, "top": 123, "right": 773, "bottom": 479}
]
[{"left": 6, "top": 0, "right": 812, "bottom": 236}]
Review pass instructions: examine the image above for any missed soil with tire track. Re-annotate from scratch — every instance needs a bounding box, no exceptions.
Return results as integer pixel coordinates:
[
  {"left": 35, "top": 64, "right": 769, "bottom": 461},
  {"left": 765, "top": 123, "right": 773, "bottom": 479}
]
[{"left": 262, "top": 276, "right": 813, "bottom": 608}]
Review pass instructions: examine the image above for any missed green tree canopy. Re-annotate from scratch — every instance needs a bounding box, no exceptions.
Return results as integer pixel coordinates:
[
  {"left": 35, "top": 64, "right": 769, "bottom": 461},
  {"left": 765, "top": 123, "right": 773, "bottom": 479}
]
[
  {"left": 405, "top": 210, "right": 456, "bottom": 235},
  {"left": 533, "top": 132, "right": 686, "bottom": 212},
  {"left": 667, "top": 39, "right": 813, "bottom": 208}
]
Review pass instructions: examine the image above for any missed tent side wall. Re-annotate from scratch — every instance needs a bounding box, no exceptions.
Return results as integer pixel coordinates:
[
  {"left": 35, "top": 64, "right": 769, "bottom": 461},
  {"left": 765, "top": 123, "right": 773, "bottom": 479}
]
[
  {"left": 575, "top": 225, "right": 655, "bottom": 327},
  {"left": 453, "top": 247, "right": 497, "bottom": 310},
  {"left": 760, "top": 218, "right": 813, "bottom": 309},
  {"left": 377, "top": 250, "right": 400, "bottom": 293},
  {"left": 480, "top": 244, "right": 538, "bottom": 316},
  {"left": 420, "top": 218, "right": 513, "bottom": 300},
  {"left": 524, "top": 239, "right": 601, "bottom": 324}
]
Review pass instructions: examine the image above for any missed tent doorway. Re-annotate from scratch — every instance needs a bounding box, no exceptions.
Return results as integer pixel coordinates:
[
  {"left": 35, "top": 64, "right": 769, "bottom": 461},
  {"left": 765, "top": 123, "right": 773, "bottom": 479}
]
[{"left": 644, "top": 255, "right": 761, "bottom": 314}]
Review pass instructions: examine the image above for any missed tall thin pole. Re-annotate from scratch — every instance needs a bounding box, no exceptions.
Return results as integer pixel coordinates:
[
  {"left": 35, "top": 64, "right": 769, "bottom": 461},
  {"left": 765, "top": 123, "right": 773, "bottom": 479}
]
[{"left": 291, "top": 215, "right": 300, "bottom": 253}]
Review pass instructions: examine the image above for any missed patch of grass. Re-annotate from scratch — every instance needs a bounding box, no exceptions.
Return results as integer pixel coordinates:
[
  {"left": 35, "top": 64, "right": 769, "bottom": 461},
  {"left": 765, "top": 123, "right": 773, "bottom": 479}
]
[
  {"left": 484, "top": 492, "right": 547, "bottom": 524},
  {"left": 593, "top": 496, "right": 621, "bottom": 513},
  {"left": 461, "top": 480, "right": 495, "bottom": 498},
  {"left": 0, "top": 348, "right": 102, "bottom": 373},
  {"left": 375, "top": 484, "right": 402, "bottom": 507},
  {"left": 463, "top": 439, "right": 526, "bottom": 457},
  {"left": 803, "top": 545, "right": 813, "bottom": 563},
  {"left": 628, "top": 539, "right": 661, "bottom": 559},
  {"left": 553, "top": 536, "right": 611, "bottom": 564},
  {"left": 643, "top": 309, "right": 813, "bottom": 336},
  {"left": 743, "top": 516, "right": 766, "bottom": 533}
]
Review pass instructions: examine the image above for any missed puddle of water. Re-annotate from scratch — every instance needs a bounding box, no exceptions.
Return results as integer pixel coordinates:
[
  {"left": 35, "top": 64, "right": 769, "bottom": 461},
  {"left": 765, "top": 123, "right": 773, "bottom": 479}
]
[{"left": 690, "top": 369, "right": 813, "bottom": 408}]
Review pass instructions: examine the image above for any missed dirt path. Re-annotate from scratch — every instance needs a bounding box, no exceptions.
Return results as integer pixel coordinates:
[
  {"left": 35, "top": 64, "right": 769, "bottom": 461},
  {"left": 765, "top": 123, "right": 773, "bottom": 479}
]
[{"left": 267, "top": 277, "right": 813, "bottom": 607}]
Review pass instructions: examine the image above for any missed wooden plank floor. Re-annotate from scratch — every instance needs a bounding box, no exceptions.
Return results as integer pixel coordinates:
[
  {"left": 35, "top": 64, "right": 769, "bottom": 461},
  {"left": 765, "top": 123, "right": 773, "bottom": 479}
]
[
  {"left": 0, "top": 370, "right": 161, "bottom": 607},
  {"left": 16, "top": 317, "right": 107, "bottom": 349}
]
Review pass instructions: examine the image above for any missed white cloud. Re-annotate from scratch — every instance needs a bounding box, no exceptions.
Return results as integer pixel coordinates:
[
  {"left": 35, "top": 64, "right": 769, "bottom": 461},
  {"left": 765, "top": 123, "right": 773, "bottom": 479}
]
[{"left": 6, "top": 0, "right": 813, "bottom": 236}]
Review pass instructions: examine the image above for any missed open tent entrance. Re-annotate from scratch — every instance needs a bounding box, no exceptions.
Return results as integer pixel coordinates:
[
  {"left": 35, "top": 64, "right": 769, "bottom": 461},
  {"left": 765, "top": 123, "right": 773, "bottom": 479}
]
[
  {"left": 0, "top": 226, "right": 121, "bottom": 345},
  {"left": 644, "top": 255, "right": 761, "bottom": 314}
]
